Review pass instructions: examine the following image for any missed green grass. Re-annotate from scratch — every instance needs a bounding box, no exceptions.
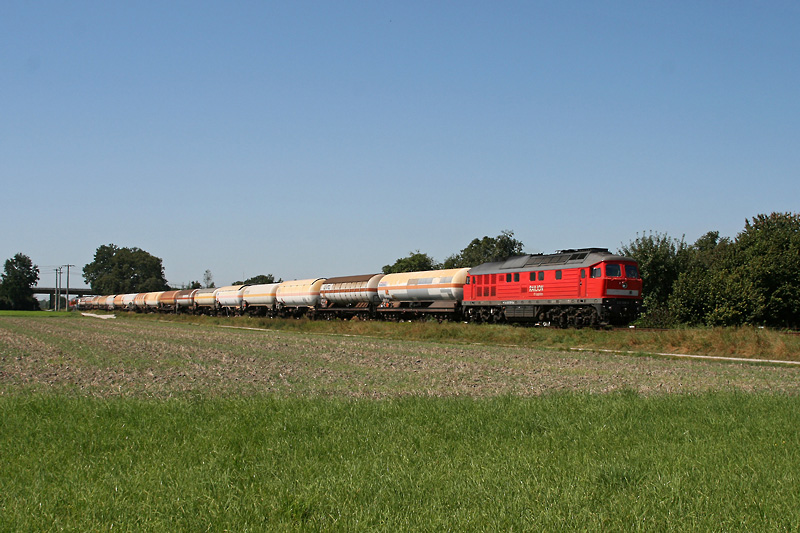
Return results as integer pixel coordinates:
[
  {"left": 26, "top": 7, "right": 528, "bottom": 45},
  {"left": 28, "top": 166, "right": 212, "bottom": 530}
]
[
  {"left": 0, "top": 310, "right": 76, "bottom": 318},
  {"left": 2, "top": 393, "right": 799, "bottom": 531},
  {"left": 3, "top": 314, "right": 799, "bottom": 530}
]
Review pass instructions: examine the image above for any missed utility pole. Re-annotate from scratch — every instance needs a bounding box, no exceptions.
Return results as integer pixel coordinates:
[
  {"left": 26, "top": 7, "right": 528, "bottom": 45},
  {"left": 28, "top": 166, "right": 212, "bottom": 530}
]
[
  {"left": 64, "top": 264, "right": 74, "bottom": 311},
  {"left": 57, "top": 267, "right": 63, "bottom": 311},
  {"left": 54, "top": 267, "right": 62, "bottom": 311}
]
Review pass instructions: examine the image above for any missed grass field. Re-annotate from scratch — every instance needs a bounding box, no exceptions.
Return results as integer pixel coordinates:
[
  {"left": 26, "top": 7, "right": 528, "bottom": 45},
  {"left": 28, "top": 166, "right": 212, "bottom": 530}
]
[{"left": 2, "top": 313, "right": 800, "bottom": 530}]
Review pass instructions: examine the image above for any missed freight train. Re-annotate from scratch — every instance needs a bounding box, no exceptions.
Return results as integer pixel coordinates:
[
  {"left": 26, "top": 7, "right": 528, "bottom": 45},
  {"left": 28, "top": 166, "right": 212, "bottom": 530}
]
[{"left": 77, "top": 248, "right": 642, "bottom": 327}]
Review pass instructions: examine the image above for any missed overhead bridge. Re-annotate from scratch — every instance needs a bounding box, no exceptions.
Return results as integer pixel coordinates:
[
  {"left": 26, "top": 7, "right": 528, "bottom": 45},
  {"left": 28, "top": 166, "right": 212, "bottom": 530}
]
[{"left": 33, "top": 287, "right": 94, "bottom": 296}]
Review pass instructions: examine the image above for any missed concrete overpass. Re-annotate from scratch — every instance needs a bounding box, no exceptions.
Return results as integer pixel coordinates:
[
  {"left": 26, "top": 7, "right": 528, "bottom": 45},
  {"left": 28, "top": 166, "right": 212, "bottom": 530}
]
[{"left": 33, "top": 286, "right": 94, "bottom": 297}]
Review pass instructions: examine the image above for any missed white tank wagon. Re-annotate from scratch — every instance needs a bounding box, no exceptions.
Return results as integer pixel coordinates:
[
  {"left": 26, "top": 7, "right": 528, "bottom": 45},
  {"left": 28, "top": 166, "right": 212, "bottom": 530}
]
[
  {"left": 241, "top": 283, "right": 280, "bottom": 315},
  {"left": 376, "top": 268, "right": 470, "bottom": 319},
  {"left": 121, "top": 293, "right": 137, "bottom": 310},
  {"left": 275, "top": 278, "right": 326, "bottom": 318},
  {"left": 318, "top": 274, "right": 384, "bottom": 319},
  {"left": 103, "top": 295, "right": 117, "bottom": 310},
  {"left": 215, "top": 285, "right": 247, "bottom": 314}
]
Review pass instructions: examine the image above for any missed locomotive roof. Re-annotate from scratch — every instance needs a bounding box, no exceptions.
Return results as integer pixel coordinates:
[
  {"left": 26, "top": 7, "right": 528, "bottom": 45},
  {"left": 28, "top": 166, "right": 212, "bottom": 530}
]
[{"left": 468, "top": 248, "right": 636, "bottom": 275}]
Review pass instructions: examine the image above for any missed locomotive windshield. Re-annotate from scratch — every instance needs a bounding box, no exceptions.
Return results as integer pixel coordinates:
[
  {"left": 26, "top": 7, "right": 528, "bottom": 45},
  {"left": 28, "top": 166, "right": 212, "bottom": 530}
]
[{"left": 605, "top": 264, "right": 640, "bottom": 278}]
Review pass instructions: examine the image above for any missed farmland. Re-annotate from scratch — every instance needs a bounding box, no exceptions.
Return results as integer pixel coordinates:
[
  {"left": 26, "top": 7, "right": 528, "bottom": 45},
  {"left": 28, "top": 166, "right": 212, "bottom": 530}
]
[{"left": 2, "top": 313, "right": 800, "bottom": 530}]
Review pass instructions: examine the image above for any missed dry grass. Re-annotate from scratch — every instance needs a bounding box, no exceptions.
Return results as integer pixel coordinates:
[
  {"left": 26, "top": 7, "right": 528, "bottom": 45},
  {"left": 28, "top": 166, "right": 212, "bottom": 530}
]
[{"left": 1, "top": 315, "right": 799, "bottom": 399}]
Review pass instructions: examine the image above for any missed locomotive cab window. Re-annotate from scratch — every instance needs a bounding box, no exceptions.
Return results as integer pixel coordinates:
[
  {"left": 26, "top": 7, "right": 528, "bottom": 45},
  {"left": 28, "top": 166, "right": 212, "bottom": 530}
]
[
  {"left": 555, "top": 270, "right": 562, "bottom": 280},
  {"left": 625, "top": 265, "right": 640, "bottom": 279},
  {"left": 606, "top": 264, "right": 622, "bottom": 277},
  {"left": 591, "top": 267, "right": 601, "bottom": 278}
]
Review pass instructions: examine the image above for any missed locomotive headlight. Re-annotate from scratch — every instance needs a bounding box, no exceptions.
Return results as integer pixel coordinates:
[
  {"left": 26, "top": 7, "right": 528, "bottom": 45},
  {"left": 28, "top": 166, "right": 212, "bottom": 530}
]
[{"left": 622, "top": 282, "right": 628, "bottom": 289}]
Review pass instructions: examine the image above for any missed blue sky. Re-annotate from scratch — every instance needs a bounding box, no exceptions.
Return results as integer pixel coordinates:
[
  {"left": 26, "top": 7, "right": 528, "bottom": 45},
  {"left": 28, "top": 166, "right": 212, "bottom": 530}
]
[{"left": 2, "top": 1, "right": 798, "bottom": 289}]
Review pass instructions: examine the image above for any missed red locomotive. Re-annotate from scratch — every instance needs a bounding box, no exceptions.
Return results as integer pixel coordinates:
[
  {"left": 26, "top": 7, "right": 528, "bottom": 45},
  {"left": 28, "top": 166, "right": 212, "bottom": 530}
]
[{"left": 462, "top": 248, "right": 642, "bottom": 327}]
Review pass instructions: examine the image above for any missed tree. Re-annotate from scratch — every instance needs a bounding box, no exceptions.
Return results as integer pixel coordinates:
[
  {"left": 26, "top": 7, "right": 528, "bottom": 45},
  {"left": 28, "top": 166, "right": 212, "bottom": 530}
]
[
  {"left": 83, "top": 244, "right": 170, "bottom": 294},
  {"left": 382, "top": 251, "right": 441, "bottom": 274},
  {"left": 726, "top": 213, "right": 800, "bottom": 327},
  {"left": 0, "top": 253, "right": 40, "bottom": 310},
  {"left": 662, "top": 213, "right": 800, "bottom": 328},
  {"left": 202, "top": 269, "right": 215, "bottom": 288},
  {"left": 669, "top": 232, "right": 732, "bottom": 325},
  {"left": 443, "top": 230, "right": 525, "bottom": 268},
  {"left": 620, "top": 232, "right": 689, "bottom": 318},
  {"left": 232, "top": 274, "right": 280, "bottom": 285}
]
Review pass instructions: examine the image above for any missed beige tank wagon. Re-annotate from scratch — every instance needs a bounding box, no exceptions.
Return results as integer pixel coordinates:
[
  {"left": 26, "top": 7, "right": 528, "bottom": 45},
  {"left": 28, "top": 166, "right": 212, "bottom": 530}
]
[
  {"left": 275, "top": 278, "right": 326, "bottom": 318},
  {"left": 193, "top": 288, "right": 217, "bottom": 312},
  {"left": 241, "top": 283, "right": 280, "bottom": 315},
  {"left": 376, "top": 268, "right": 470, "bottom": 320},
  {"left": 144, "top": 291, "right": 165, "bottom": 310}
]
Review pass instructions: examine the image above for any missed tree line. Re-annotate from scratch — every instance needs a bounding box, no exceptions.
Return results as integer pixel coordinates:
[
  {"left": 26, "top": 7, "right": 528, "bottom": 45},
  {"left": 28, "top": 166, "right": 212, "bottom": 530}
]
[
  {"left": 3, "top": 213, "right": 798, "bottom": 327},
  {"left": 620, "top": 212, "right": 800, "bottom": 329}
]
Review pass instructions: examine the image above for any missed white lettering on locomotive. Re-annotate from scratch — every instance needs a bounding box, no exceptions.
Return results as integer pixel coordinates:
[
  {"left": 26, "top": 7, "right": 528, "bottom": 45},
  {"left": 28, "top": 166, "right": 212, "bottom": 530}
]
[{"left": 528, "top": 285, "right": 544, "bottom": 296}]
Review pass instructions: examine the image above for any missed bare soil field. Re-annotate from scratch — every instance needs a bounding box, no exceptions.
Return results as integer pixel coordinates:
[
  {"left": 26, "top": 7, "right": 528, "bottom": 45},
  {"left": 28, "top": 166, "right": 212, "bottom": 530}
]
[{"left": 1, "top": 316, "right": 799, "bottom": 398}]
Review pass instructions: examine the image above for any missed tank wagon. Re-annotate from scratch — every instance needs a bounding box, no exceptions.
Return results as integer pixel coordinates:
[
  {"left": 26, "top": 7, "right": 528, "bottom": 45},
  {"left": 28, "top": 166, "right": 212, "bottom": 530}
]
[
  {"left": 192, "top": 288, "right": 217, "bottom": 313},
  {"left": 215, "top": 285, "right": 247, "bottom": 314},
  {"left": 80, "top": 248, "right": 642, "bottom": 327},
  {"left": 376, "top": 268, "right": 470, "bottom": 320},
  {"left": 318, "top": 274, "right": 384, "bottom": 320},
  {"left": 157, "top": 290, "right": 181, "bottom": 311},
  {"left": 241, "top": 283, "right": 280, "bottom": 314},
  {"left": 175, "top": 289, "right": 198, "bottom": 311},
  {"left": 275, "top": 278, "right": 326, "bottom": 318}
]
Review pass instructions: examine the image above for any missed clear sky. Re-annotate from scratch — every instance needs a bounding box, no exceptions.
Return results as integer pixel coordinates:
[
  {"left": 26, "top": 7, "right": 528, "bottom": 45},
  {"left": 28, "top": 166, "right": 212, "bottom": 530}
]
[{"left": 2, "top": 1, "right": 798, "bottom": 289}]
